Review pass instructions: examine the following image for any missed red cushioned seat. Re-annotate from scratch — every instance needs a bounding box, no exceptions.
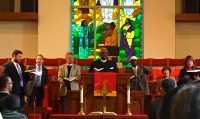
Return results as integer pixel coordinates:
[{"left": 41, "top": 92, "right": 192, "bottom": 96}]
[
  {"left": 169, "top": 59, "right": 184, "bottom": 66},
  {"left": 76, "top": 59, "right": 93, "bottom": 66},
  {"left": 172, "top": 68, "right": 180, "bottom": 77},
  {"left": 48, "top": 68, "right": 58, "bottom": 76},
  {"left": 28, "top": 114, "right": 42, "bottom": 119},
  {"left": 26, "top": 58, "right": 36, "bottom": 65},
  {"left": 43, "top": 58, "right": 59, "bottom": 66},
  {"left": 137, "top": 59, "right": 152, "bottom": 66},
  {"left": 152, "top": 59, "right": 168, "bottom": 66},
  {"left": 0, "top": 58, "right": 9, "bottom": 65}
]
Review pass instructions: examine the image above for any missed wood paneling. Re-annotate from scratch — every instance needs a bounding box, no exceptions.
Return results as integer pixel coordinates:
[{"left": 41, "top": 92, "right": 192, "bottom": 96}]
[
  {"left": 176, "top": 14, "right": 200, "bottom": 22},
  {"left": 0, "top": 12, "right": 38, "bottom": 21}
]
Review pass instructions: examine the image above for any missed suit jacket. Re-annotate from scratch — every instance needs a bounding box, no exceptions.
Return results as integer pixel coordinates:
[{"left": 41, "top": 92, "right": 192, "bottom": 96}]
[
  {"left": 58, "top": 64, "right": 81, "bottom": 96},
  {"left": 2, "top": 61, "right": 28, "bottom": 97},
  {"left": 125, "top": 65, "right": 151, "bottom": 95},
  {"left": 89, "top": 59, "right": 119, "bottom": 73},
  {"left": 26, "top": 65, "right": 48, "bottom": 96}
]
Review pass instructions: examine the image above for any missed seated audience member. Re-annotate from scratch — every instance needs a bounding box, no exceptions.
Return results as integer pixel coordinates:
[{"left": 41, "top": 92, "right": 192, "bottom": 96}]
[
  {"left": 178, "top": 55, "right": 200, "bottom": 80},
  {"left": 160, "top": 77, "right": 192, "bottom": 119},
  {"left": 170, "top": 83, "right": 200, "bottom": 119},
  {"left": 89, "top": 47, "right": 118, "bottom": 73},
  {"left": 1, "top": 94, "right": 27, "bottom": 119},
  {"left": 27, "top": 54, "right": 48, "bottom": 107},
  {"left": 125, "top": 56, "right": 151, "bottom": 95},
  {"left": 0, "top": 75, "right": 13, "bottom": 97},
  {"left": 161, "top": 66, "right": 176, "bottom": 86},
  {"left": 0, "top": 75, "right": 13, "bottom": 111},
  {"left": 58, "top": 52, "right": 81, "bottom": 113},
  {"left": 149, "top": 79, "right": 175, "bottom": 119}
]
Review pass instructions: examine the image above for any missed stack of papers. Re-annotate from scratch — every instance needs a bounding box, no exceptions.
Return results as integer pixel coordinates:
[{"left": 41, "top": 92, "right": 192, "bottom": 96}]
[{"left": 25, "top": 69, "right": 42, "bottom": 76}]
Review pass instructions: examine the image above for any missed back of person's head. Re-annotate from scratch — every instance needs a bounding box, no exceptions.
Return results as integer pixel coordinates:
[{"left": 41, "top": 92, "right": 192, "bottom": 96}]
[
  {"left": 5, "top": 94, "right": 20, "bottom": 111},
  {"left": 161, "top": 79, "right": 175, "bottom": 93},
  {"left": 171, "top": 83, "right": 200, "bottom": 119},
  {"left": 177, "top": 77, "right": 192, "bottom": 86},
  {"left": 0, "top": 75, "right": 10, "bottom": 90}
]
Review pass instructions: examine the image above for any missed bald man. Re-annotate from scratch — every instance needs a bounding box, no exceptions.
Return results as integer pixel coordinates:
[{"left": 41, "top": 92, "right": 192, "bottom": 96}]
[{"left": 89, "top": 47, "right": 118, "bottom": 73}]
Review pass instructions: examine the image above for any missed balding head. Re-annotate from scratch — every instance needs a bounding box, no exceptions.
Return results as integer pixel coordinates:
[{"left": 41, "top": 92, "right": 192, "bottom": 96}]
[{"left": 100, "top": 47, "right": 108, "bottom": 60}]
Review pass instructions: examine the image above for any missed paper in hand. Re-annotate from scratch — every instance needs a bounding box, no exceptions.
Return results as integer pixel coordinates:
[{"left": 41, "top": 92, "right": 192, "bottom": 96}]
[
  {"left": 187, "top": 69, "right": 200, "bottom": 72},
  {"left": 25, "top": 69, "right": 42, "bottom": 76}
]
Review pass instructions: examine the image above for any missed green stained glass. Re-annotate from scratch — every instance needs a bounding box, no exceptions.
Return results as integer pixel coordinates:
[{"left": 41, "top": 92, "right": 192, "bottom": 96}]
[{"left": 71, "top": 0, "right": 143, "bottom": 66}]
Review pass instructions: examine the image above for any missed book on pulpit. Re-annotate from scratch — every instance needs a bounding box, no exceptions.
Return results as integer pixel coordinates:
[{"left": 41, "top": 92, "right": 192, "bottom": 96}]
[{"left": 88, "top": 111, "right": 117, "bottom": 116}]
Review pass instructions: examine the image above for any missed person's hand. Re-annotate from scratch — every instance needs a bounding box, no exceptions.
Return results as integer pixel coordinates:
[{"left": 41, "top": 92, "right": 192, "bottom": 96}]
[
  {"left": 184, "top": 75, "right": 190, "bottom": 78},
  {"left": 194, "top": 75, "right": 200, "bottom": 80}
]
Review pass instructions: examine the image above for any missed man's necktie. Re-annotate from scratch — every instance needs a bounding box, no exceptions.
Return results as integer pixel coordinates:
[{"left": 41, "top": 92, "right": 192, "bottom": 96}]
[
  {"left": 16, "top": 63, "right": 23, "bottom": 87},
  {"left": 35, "top": 66, "right": 41, "bottom": 86}
]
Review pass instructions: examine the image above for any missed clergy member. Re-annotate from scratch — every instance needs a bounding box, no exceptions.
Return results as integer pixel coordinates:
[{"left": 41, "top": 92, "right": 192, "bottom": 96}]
[
  {"left": 89, "top": 47, "right": 118, "bottom": 73},
  {"left": 58, "top": 52, "right": 81, "bottom": 113}
]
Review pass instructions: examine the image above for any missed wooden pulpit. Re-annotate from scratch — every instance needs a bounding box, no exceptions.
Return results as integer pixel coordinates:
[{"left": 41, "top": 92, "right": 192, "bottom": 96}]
[{"left": 67, "top": 73, "right": 145, "bottom": 114}]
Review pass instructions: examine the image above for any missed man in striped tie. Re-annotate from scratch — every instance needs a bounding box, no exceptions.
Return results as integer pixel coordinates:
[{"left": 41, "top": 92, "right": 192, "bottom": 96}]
[{"left": 2, "top": 50, "right": 28, "bottom": 111}]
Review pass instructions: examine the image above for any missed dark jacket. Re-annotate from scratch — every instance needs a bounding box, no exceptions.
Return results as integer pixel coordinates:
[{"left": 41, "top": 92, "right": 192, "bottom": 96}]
[
  {"left": 89, "top": 59, "right": 118, "bottom": 73},
  {"left": 26, "top": 65, "right": 48, "bottom": 97},
  {"left": 125, "top": 65, "right": 151, "bottom": 95},
  {"left": 2, "top": 61, "right": 28, "bottom": 97}
]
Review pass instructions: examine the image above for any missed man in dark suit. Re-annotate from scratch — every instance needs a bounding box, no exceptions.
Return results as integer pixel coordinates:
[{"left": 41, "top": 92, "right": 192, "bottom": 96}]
[
  {"left": 89, "top": 47, "right": 118, "bottom": 73},
  {"left": 27, "top": 54, "right": 48, "bottom": 107},
  {"left": 125, "top": 56, "right": 151, "bottom": 95},
  {"left": 2, "top": 50, "right": 28, "bottom": 110},
  {"left": 149, "top": 79, "right": 175, "bottom": 119}
]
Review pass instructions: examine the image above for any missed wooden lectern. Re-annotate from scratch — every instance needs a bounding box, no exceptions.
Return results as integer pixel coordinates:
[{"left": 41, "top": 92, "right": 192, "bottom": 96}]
[{"left": 67, "top": 73, "right": 145, "bottom": 114}]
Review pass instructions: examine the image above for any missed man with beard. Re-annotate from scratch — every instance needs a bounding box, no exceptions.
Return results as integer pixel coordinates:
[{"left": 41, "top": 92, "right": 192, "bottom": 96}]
[{"left": 2, "top": 50, "right": 28, "bottom": 111}]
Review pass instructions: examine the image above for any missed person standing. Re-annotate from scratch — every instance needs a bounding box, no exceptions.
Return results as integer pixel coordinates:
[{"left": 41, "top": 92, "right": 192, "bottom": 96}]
[
  {"left": 2, "top": 50, "right": 28, "bottom": 110},
  {"left": 27, "top": 54, "right": 48, "bottom": 107},
  {"left": 125, "top": 56, "right": 151, "bottom": 95},
  {"left": 89, "top": 47, "right": 118, "bottom": 73},
  {"left": 58, "top": 52, "right": 81, "bottom": 113}
]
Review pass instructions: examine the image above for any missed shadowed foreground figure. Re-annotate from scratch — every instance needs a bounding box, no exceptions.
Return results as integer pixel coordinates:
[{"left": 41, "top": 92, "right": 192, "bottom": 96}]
[
  {"left": 171, "top": 83, "right": 200, "bottom": 119},
  {"left": 1, "top": 94, "right": 28, "bottom": 119}
]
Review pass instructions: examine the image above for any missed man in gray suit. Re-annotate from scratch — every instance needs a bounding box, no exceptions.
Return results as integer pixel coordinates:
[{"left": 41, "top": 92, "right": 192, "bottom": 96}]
[
  {"left": 58, "top": 52, "right": 81, "bottom": 113},
  {"left": 125, "top": 56, "right": 151, "bottom": 95}
]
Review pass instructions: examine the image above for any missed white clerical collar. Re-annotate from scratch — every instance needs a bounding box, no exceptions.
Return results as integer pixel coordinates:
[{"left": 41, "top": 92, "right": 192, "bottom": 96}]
[
  {"left": 100, "top": 59, "right": 107, "bottom": 63},
  {"left": 67, "top": 63, "right": 73, "bottom": 66}
]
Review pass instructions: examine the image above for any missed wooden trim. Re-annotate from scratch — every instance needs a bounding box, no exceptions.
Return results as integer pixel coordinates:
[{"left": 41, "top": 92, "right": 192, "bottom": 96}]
[
  {"left": 175, "top": 14, "right": 200, "bottom": 22},
  {"left": 0, "top": 12, "right": 38, "bottom": 21}
]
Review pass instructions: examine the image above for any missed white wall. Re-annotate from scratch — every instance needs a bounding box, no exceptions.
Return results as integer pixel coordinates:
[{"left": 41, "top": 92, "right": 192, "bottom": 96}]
[
  {"left": 38, "top": 0, "right": 71, "bottom": 58},
  {"left": 0, "top": 21, "right": 38, "bottom": 58},
  {"left": 143, "top": 0, "right": 175, "bottom": 58}
]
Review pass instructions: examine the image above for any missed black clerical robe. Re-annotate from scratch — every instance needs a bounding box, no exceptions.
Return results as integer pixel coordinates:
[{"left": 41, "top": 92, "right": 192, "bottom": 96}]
[{"left": 89, "top": 59, "right": 118, "bottom": 73}]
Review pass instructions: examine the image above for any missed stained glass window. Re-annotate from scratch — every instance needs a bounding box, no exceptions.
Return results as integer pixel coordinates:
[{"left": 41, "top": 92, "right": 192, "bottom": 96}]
[{"left": 72, "top": 0, "right": 143, "bottom": 67}]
